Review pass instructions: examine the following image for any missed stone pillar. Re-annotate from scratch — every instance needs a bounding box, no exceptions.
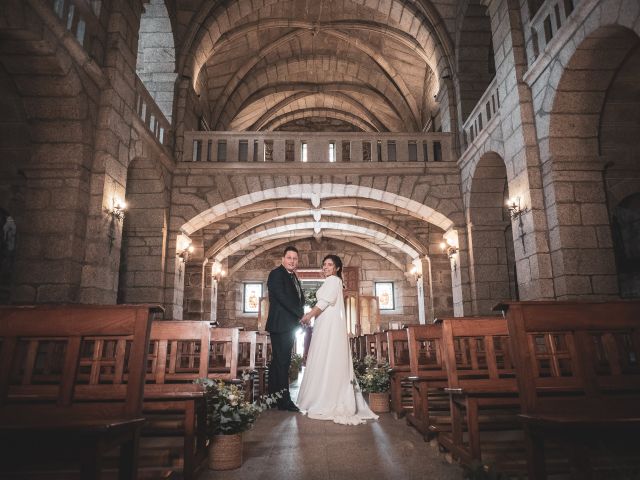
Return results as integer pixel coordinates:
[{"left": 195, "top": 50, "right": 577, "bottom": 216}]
[
  {"left": 80, "top": 0, "right": 146, "bottom": 303},
  {"left": 210, "top": 279, "right": 219, "bottom": 323},
  {"left": 486, "top": 0, "right": 555, "bottom": 301},
  {"left": 543, "top": 157, "right": 618, "bottom": 298}
]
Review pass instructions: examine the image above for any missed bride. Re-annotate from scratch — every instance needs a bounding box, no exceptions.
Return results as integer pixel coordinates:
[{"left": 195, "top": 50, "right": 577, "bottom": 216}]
[{"left": 297, "top": 254, "right": 378, "bottom": 425}]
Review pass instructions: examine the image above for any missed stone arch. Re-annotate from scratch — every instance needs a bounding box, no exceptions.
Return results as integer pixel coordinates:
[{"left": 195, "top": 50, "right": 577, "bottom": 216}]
[
  {"left": 227, "top": 233, "right": 407, "bottom": 276},
  {"left": 214, "top": 55, "right": 416, "bottom": 131},
  {"left": 265, "top": 109, "right": 375, "bottom": 132},
  {"left": 208, "top": 26, "right": 423, "bottom": 130},
  {"left": 455, "top": 0, "right": 495, "bottom": 122},
  {"left": 467, "top": 152, "right": 517, "bottom": 314},
  {"left": 237, "top": 83, "right": 405, "bottom": 131},
  {"left": 180, "top": 184, "right": 455, "bottom": 235},
  {"left": 212, "top": 221, "right": 422, "bottom": 262},
  {"left": 174, "top": 0, "right": 459, "bottom": 137},
  {"left": 544, "top": 24, "right": 640, "bottom": 299},
  {"left": 118, "top": 156, "right": 170, "bottom": 305},
  {"left": 204, "top": 207, "right": 427, "bottom": 259},
  {"left": 136, "top": 0, "right": 177, "bottom": 123},
  {"left": 241, "top": 92, "right": 387, "bottom": 132},
  {"left": 182, "top": 0, "right": 451, "bottom": 90}
]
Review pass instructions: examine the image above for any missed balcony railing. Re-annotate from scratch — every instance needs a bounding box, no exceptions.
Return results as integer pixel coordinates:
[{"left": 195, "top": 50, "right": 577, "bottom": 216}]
[
  {"left": 462, "top": 77, "right": 500, "bottom": 151},
  {"left": 135, "top": 77, "right": 171, "bottom": 148},
  {"left": 527, "top": 0, "right": 581, "bottom": 64},
  {"left": 183, "top": 132, "right": 454, "bottom": 164}
]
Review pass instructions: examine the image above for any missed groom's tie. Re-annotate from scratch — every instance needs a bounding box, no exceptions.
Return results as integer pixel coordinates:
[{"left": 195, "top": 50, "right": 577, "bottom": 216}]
[{"left": 290, "top": 272, "right": 302, "bottom": 301}]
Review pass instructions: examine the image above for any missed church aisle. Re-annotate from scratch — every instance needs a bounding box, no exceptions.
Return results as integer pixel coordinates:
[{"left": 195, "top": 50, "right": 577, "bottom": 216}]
[{"left": 200, "top": 408, "right": 465, "bottom": 480}]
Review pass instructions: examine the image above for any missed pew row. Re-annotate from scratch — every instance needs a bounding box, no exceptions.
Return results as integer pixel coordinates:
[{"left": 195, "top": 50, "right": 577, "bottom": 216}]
[
  {"left": 405, "top": 323, "right": 450, "bottom": 439},
  {"left": 499, "top": 300, "right": 640, "bottom": 480},
  {"left": 386, "top": 329, "right": 412, "bottom": 419},
  {"left": 0, "top": 304, "right": 157, "bottom": 480},
  {"left": 437, "top": 316, "right": 522, "bottom": 471}
]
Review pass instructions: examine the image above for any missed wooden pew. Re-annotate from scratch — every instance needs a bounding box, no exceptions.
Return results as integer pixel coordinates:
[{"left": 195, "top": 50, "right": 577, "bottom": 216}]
[
  {"left": 386, "top": 329, "right": 412, "bottom": 418},
  {"left": 208, "top": 327, "right": 240, "bottom": 382},
  {"left": 0, "top": 304, "right": 155, "bottom": 480},
  {"left": 238, "top": 330, "right": 258, "bottom": 401},
  {"left": 353, "top": 335, "right": 367, "bottom": 361},
  {"left": 405, "top": 323, "right": 450, "bottom": 438},
  {"left": 438, "top": 316, "right": 521, "bottom": 469},
  {"left": 374, "top": 331, "right": 388, "bottom": 364},
  {"left": 500, "top": 300, "right": 640, "bottom": 480},
  {"left": 364, "top": 333, "right": 377, "bottom": 359},
  {"left": 254, "top": 332, "right": 270, "bottom": 397},
  {"left": 141, "top": 320, "right": 210, "bottom": 480}
]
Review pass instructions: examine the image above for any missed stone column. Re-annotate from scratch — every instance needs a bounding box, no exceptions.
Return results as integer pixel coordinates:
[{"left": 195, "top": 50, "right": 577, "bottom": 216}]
[
  {"left": 79, "top": 0, "right": 146, "bottom": 303},
  {"left": 486, "top": 0, "right": 555, "bottom": 301}
]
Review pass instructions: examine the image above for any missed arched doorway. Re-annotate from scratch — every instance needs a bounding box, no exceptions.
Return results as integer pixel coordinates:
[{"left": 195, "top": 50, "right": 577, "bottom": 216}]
[
  {"left": 468, "top": 152, "right": 517, "bottom": 314},
  {"left": 546, "top": 26, "right": 640, "bottom": 299}
]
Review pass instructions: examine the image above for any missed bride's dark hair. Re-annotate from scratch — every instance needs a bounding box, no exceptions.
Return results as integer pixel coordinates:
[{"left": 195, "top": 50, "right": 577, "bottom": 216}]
[{"left": 322, "top": 254, "right": 343, "bottom": 280}]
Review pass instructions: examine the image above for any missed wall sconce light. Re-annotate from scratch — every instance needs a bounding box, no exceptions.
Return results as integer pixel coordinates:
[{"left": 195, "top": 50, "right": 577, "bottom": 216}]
[
  {"left": 506, "top": 196, "right": 527, "bottom": 220},
  {"left": 211, "top": 262, "right": 226, "bottom": 281},
  {"left": 440, "top": 238, "right": 459, "bottom": 272},
  {"left": 177, "top": 236, "right": 194, "bottom": 263},
  {"left": 106, "top": 198, "right": 127, "bottom": 253},
  {"left": 410, "top": 265, "right": 422, "bottom": 281},
  {"left": 177, "top": 244, "right": 194, "bottom": 262},
  {"left": 506, "top": 196, "right": 528, "bottom": 251},
  {"left": 107, "top": 198, "right": 127, "bottom": 221}
]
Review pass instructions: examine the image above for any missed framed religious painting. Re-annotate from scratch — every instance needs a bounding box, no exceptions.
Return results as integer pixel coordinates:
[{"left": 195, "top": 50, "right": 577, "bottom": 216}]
[
  {"left": 243, "top": 283, "right": 263, "bottom": 313},
  {"left": 374, "top": 282, "right": 395, "bottom": 310}
]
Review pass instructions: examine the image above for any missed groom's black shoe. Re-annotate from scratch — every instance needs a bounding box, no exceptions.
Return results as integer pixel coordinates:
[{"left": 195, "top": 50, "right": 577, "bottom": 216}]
[{"left": 278, "top": 402, "right": 300, "bottom": 412}]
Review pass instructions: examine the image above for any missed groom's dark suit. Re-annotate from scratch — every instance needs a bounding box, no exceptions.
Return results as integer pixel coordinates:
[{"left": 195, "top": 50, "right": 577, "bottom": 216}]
[{"left": 266, "top": 264, "right": 305, "bottom": 408}]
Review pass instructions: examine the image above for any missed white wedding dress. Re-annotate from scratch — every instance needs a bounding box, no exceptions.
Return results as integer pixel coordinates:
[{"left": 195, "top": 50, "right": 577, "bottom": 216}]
[{"left": 297, "top": 275, "right": 378, "bottom": 425}]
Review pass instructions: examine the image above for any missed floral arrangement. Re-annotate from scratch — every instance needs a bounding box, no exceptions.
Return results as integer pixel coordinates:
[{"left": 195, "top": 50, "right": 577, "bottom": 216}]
[
  {"left": 303, "top": 287, "right": 317, "bottom": 308},
  {"left": 354, "top": 354, "right": 390, "bottom": 393},
  {"left": 290, "top": 352, "right": 303, "bottom": 371},
  {"left": 195, "top": 377, "right": 282, "bottom": 436}
]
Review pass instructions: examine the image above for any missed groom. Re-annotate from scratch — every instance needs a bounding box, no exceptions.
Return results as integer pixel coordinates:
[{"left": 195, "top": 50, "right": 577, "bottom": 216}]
[{"left": 266, "top": 245, "right": 305, "bottom": 411}]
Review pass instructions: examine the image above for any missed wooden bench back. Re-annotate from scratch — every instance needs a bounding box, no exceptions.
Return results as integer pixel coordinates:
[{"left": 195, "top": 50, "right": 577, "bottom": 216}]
[
  {"left": 440, "top": 316, "right": 516, "bottom": 393},
  {"left": 255, "top": 332, "right": 269, "bottom": 367},
  {"left": 364, "top": 334, "right": 377, "bottom": 359},
  {"left": 238, "top": 330, "right": 258, "bottom": 371},
  {"left": 208, "top": 327, "right": 240, "bottom": 381},
  {"left": 500, "top": 301, "right": 640, "bottom": 415},
  {"left": 387, "top": 329, "right": 410, "bottom": 370},
  {"left": 406, "top": 324, "right": 446, "bottom": 379},
  {"left": 144, "top": 320, "right": 210, "bottom": 395},
  {"left": 0, "top": 305, "right": 154, "bottom": 420},
  {"left": 354, "top": 335, "right": 367, "bottom": 360},
  {"left": 374, "top": 332, "right": 389, "bottom": 364}
]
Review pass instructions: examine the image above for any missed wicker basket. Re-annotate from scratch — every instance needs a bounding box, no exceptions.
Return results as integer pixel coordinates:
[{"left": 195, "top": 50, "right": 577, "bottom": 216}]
[
  {"left": 367, "top": 392, "right": 390, "bottom": 413},
  {"left": 208, "top": 433, "right": 243, "bottom": 470}
]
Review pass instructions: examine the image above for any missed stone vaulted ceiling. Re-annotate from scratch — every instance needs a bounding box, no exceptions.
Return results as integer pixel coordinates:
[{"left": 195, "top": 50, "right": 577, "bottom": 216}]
[
  {"left": 179, "top": 0, "right": 450, "bottom": 133},
  {"left": 163, "top": 0, "right": 457, "bottom": 269}
]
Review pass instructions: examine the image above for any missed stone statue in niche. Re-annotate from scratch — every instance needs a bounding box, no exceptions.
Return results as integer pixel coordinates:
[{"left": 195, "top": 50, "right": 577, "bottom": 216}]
[{"left": 0, "top": 208, "right": 17, "bottom": 301}]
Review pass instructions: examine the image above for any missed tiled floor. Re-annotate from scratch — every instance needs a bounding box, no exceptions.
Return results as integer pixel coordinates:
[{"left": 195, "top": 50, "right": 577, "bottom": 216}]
[{"left": 199, "top": 371, "right": 465, "bottom": 480}]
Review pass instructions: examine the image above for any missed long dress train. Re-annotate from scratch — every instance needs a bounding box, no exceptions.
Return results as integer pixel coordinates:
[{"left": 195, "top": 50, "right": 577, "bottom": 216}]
[{"left": 297, "top": 275, "right": 378, "bottom": 425}]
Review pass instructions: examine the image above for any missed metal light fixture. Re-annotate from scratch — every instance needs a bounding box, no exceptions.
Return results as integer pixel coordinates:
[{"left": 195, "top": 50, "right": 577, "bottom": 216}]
[
  {"left": 506, "top": 196, "right": 528, "bottom": 251},
  {"left": 506, "top": 196, "right": 527, "bottom": 220},
  {"left": 440, "top": 237, "right": 459, "bottom": 272},
  {"left": 177, "top": 236, "right": 194, "bottom": 263},
  {"left": 410, "top": 265, "right": 422, "bottom": 281},
  {"left": 107, "top": 198, "right": 127, "bottom": 221},
  {"left": 106, "top": 198, "right": 127, "bottom": 253},
  {"left": 211, "top": 262, "right": 227, "bottom": 281}
]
